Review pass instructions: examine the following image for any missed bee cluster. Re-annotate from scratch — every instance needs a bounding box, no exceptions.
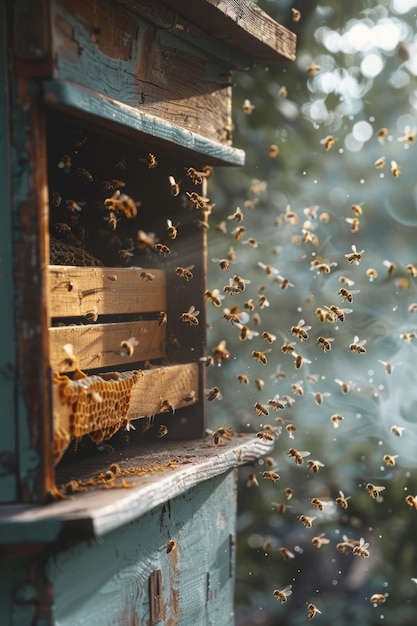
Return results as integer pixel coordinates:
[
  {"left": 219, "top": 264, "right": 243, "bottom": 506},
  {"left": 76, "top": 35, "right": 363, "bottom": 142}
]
[{"left": 203, "top": 10, "right": 417, "bottom": 618}]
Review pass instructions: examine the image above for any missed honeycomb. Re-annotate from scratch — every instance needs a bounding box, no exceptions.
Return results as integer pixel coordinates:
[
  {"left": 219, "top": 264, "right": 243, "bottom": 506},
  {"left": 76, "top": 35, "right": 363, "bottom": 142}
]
[{"left": 53, "top": 368, "right": 141, "bottom": 465}]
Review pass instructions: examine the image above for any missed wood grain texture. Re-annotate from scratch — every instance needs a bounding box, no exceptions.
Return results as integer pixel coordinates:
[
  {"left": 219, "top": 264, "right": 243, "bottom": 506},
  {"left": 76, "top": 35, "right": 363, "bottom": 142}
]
[
  {"left": 43, "top": 80, "right": 244, "bottom": 166},
  {"left": 163, "top": 0, "right": 297, "bottom": 63},
  {"left": 0, "top": 434, "right": 273, "bottom": 543},
  {"left": 48, "top": 265, "right": 167, "bottom": 317},
  {"left": 49, "top": 320, "right": 167, "bottom": 372}
]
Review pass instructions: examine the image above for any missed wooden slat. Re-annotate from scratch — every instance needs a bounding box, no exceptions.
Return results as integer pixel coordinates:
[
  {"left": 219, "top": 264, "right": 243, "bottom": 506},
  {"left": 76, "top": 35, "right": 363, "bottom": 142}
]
[
  {"left": 48, "top": 265, "right": 167, "bottom": 318},
  {"left": 49, "top": 320, "right": 166, "bottom": 372},
  {"left": 43, "top": 80, "right": 245, "bottom": 167},
  {"left": 163, "top": 0, "right": 297, "bottom": 63}
]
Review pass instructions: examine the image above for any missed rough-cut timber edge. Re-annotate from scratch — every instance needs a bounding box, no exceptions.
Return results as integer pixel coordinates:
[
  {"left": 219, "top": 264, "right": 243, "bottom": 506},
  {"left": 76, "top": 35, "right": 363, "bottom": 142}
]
[
  {"left": 0, "top": 434, "right": 273, "bottom": 545},
  {"left": 43, "top": 80, "right": 246, "bottom": 166},
  {"left": 163, "top": 0, "right": 297, "bottom": 63}
]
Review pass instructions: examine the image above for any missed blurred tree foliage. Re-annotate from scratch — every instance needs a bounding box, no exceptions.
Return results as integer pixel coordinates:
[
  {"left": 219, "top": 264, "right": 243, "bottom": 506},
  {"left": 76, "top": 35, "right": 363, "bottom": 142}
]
[{"left": 206, "top": 1, "right": 417, "bottom": 624}]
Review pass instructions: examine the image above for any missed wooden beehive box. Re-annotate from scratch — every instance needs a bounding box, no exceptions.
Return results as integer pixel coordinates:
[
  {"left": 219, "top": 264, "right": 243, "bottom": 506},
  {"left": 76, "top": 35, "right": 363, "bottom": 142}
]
[{"left": 0, "top": 2, "right": 295, "bottom": 623}]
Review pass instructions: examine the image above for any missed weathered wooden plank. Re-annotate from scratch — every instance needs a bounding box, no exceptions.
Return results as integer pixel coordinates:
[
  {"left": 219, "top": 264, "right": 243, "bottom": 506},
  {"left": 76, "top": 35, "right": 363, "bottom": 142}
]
[
  {"left": 43, "top": 80, "right": 245, "bottom": 166},
  {"left": 0, "top": 434, "right": 273, "bottom": 544},
  {"left": 164, "top": 0, "right": 297, "bottom": 63},
  {"left": 49, "top": 320, "right": 167, "bottom": 372},
  {"left": 0, "top": 2, "right": 18, "bottom": 503},
  {"left": 48, "top": 265, "right": 167, "bottom": 317}
]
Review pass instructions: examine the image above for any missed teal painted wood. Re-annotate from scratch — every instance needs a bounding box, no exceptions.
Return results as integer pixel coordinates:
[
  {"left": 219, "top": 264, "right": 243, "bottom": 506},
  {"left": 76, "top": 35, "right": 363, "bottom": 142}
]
[
  {"left": 47, "top": 471, "right": 237, "bottom": 625},
  {"left": 43, "top": 79, "right": 245, "bottom": 167},
  {"left": 0, "top": 1, "right": 18, "bottom": 502}
]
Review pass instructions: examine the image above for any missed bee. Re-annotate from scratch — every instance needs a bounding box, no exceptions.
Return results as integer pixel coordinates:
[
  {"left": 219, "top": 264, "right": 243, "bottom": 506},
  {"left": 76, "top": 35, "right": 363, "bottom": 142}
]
[
  {"left": 383, "top": 453, "right": 399, "bottom": 466},
  {"left": 378, "top": 128, "right": 389, "bottom": 143},
  {"left": 299, "top": 515, "right": 316, "bottom": 528},
  {"left": 58, "top": 154, "right": 72, "bottom": 173},
  {"left": 307, "top": 63, "right": 321, "bottom": 76},
  {"left": 272, "top": 585, "right": 292, "bottom": 604},
  {"left": 321, "top": 135, "right": 335, "bottom": 151},
  {"left": 390, "top": 159, "right": 401, "bottom": 178},
  {"left": 257, "top": 430, "right": 275, "bottom": 442},
  {"left": 293, "top": 353, "right": 310, "bottom": 370},
  {"left": 336, "top": 535, "right": 356, "bottom": 555},
  {"left": 334, "top": 379, "right": 352, "bottom": 394},
  {"left": 345, "top": 244, "right": 364, "bottom": 265},
  {"left": 237, "top": 324, "right": 259, "bottom": 341},
  {"left": 353, "top": 537, "right": 370, "bottom": 558},
  {"left": 258, "top": 294, "right": 270, "bottom": 308},
  {"left": 316, "top": 336, "right": 334, "bottom": 352},
  {"left": 85, "top": 307, "right": 99, "bottom": 323},
  {"left": 349, "top": 336, "right": 367, "bottom": 354},
  {"left": 262, "top": 331, "right": 277, "bottom": 344},
  {"left": 77, "top": 166, "right": 93, "bottom": 182},
  {"left": 307, "top": 459, "right": 324, "bottom": 473},
  {"left": 312, "top": 391, "right": 331, "bottom": 405},
  {"left": 328, "top": 304, "right": 352, "bottom": 322},
  {"left": 288, "top": 448, "right": 310, "bottom": 465},
  {"left": 181, "top": 306, "right": 200, "bottom": 326},
  {"left": 176, "top": 265, "right": 195, "bottom": 281},
  {"left": 211, "top": 426, "right": 233, "bottom": 446},
  {"left": 351, "top": 202, "right": 364, "bottom": 216},
  {"left": 378, "top": 360, "right": 394, "bottom": 374},
  {"left": 185, "top": 167, "right": 204, "bottom": 185},
  {"left": 51, "top": 191, "right": 62, "bottom": 207},
  {"left": 346, "top": 217, "right": 360, "bottom": 233},
  {"left": 251, "top": 350, "right": 270, "bottom": 365},
  {"left": 55, "top": 222, "right": 71, "bottom": 234},
  {"left": 66, "top": 199, "right": 85, "bottom": 213},
  {"left": 158, "top": 311, "right": 168, "bottom": 325},
  {"left": 268, "top": 144, "right": 280, "bottom": 158},
  {"left": 204, "top": 289, "right": 223, "bottom": 307},
  {"left": 291, "top": 382, "right": 304, "bottom": 396},
  {"left": 102, "top": 179, "right": 125, "bottom": 191},
  {"left": 408, "top": 303, "right": 417, "bottom": 313},
  {"left": 375, "top": 156, "right": 386, "bottom": 169},
  {"left": 278, "top": 85, "right": 288, "bottom": 98},
  {"left": 336, "top": 490, "right": 351, "bottom": 509},
  {"left": 227, "top": 206, "right": 244, "bottom": 222},
  {"left": 242, "top": 98, "right": 255, "bottom": 114},
  {"left": 405, "top": 495, "right": 417, "bottom": 509},
  {"left": 263, "top": 471, "right": 280, "bottom": 483},
  {"left": 182, "top": 391, "right": 196, "bottom": 403},
  {"left": 257, "top": 261, "right": 280, "bottom": 278},
  {"left": 268, "top": 395, "right": 286, "bottom": 411},
  {"left": 331, "top": 413, "right": 344, "bottom": 429},
  {"left": 254, "top": 378, "right": 265, "bottom": 391},
  {"left": 306, "top": 603, "right": 322, "bottom": 620},
  {"left": 370, "top": 594, "right": 387, "bottom": 606},
  {"left": 212, "top": 257, "right": 231, "bottom": 272},
  {"left": 390, "top": 424, "right": 405, "bottom": 437},
  {"left": 311, "top": 497, "right": 326, "bottom": 511},
  {"left": 212, "top": 340, "right": 231, "bottom": 364},
  {"left": 312, "top": 533, "right": 330, "bottom": 549},
  {"left": 310, "top": 260, "right": 335, "bottom": 274},
  {"left": 223, "top": 306, "right": 248, "bottom": 325},
  {"left": 253, "top": 403, "right": 269, "bottom": 417},
  {"left": 291, "top": 319, "right": 311, "bottom": 341},
  {"left": 137, "top": 229, "right": 157, "bottom": 250},
  {"left": 186, "top": 191, "right": 211, "bottom": 210},
  {"left": 284, "top": 487, "right": 294, "bottom": 500},
  {"left": 244, "top": 299, "right": 255, "bottom": 311},
  {"left": 206, "top": 386, "right": 222, "bottom": 401},
  {"left": 286, "top": 423, "right": 296, "bottom": 439},
  {"left": 163, "top": 539, "right": 177, "bottom": 553},
  {"left": 140, "top": 271, "right": 155, "bottom": 282},
  {"left": 398, "top": 125, "right": 416, "bottom": 143},
  {"left": 246, "top": 473, "right": 259, "bottom": 487},
  {"left": 119, "top": 246, "right": 135, "bottom": 263},
  {"left": 273, "top": 502, "right": 288, "bottom": 514},
  {"left": 291, "top": 8, "right": 301, "bottom": 22},
  {"left": 120, "top": 337, "right": 138, "bottom": 357},
  {"left": 153, "top": 243, "right": 170, "bottom": 256},
  {"left": 157, "top": 425, "right": 169, "bottom": 438},
  {"left": 168, "top": 175, "right": 181, "bottom": 196},
  {"left": 401, "top": 331, "right": 417, "bottom": 342},
  {"left": 166, "top": 219, "right": 179, "bottom": 239},
  {"left": 406, "top": 263, "right": 417, "bottom": 277},
  {"left": 366, "top": 483, "right": 386, "bottom": 499},
  {"left": 276, "top": 547, "right": 294, "bottom": 562},
  {"left": 146, "top": 153, "right": 157, "bottom": 169}
]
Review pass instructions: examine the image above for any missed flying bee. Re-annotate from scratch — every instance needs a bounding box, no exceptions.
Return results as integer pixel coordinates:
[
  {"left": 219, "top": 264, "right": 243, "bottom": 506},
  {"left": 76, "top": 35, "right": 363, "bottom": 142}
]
[
  {"left": 390, "top": 424, "right": 405, "bottom": 437},
  {"left": 291, "top": 319, "right": 311, "bottom": 341},
  {"left": 176, "top": 265, "right": 195, "bottom": 281},
  {"left": 257, "top": 430, "right": 276, "bottom": 442},
  {"left": 406, "top": 263, "right": 417, "bottom": 277},
  {"left": 233, "top": 226, "right": 247, "bottom": 240},
  {"left": 284, "top": 487, "right": 294, "bottom": 500},
  {"left": 181, "top": 306, "right": 200, "bottom": 326},
  {"left": 375, "top": 156, "right": 386, "bottom": 169},
  {"left": 66, "top": 199, "right": 85, "bottom": 213},
  {"left": 253, "top": 403, "right": 269, "bottom": 417},
  {"left": 251, "top": 349, "right": 270, "bottom": 365},
  {"left": 339, "top": 275, "right": 355, "bottom": 286},
  {"left": 321, "top": 134, "right": 335, "bottom": 151},
  {"left": 383, "top": 454, "right": 399, "bottom": 467},
  {"left": 168, "top": 175, "right": 181, "bottom": 196},
  {"left": 268, "top": 395, "right": 286, "bottom": 411},
  {"left": 285, "top": 423, "right": 296, "bottom": 439},
  {"left": 246, "top": 473, "right": 259, "bottom": 487},
  {"left": 312, "top": 533, "right": 330, "bottom": 549},
  {"left": 211, "top": 426, "right": 233, "bottom": 446},
  {"left": 262, "top": 331, "right": 277, "bottom": 344},
  {"left": 331, "top": 413, "right": 344, "bottom": 429},
  {"left": 120, "top": 337, "right": 138, "bottom": 357},
  {"left": 378, "top": 127, "right": 389, "bottom": 143},
  {"left": 215, "top": 221, "right": 227, "bottom": 234},
  {"left": 77, "top": 166, "right": 93, "bottom": 182},
  {"left": 273, "top": 502, "right": 288, "bottom": 514},
  {"left": 390, "top": 159, "right": 401, "bottom": 178},
  {"left": 269, "top": 144, "right": 280, "bottom": 158},
  {"left": 370, "top": 594, "right": 387, "bottom": 606},
  {"left": 201, "top": 355, "right": 214, "bottom": 367},
  {"left": 137, "top": 229, "right": 157, "bottom": 250},
  {"left": 254, "top": 378, "right": 265, "bottom": 391},
  {"left": 242, "top": 98, "right": 255, "bottom": 114},
  {"left": 345, "top": 244, "right": 364, "bottom": 265},
  {"left": 408, "top": 303, "right": 417, "bottom": 313},
  {"left": 398, "top": 125, "right": 416, "bottom": 143},
  {"left": 288, "top": 448, "right": 310, "bottom": 465},
  {"left": 283, "top": 204, "right": 299, "bottom": 224},
  {"left": 307, "top": 459, "right": 325, "bottom": 473},
  {"left": 212, "top": 340, "right": 231, "bottom": 364},
  {"left": 307, "top": 63, "right": 321, "bottom": 76},
  {"left": 145, "top": 153, "right": 157, "bottom": 168},
  {"left": 312, "top": 391, "right": 331, "bottom": 405},
  {"left": 366, "top": 483, "right": 386, "bottom": 499},
  {"left": 293, "top": 353, "right": 311, "bottom": 370},
  {"left": 61, "top": 343, "right": 78, "bottom": 369},
  {"left": 153, "top": 243, "right": 170, "bottom": 256},
  {"left": 185, "top": 166, "right": 204, "bottom": 185},
  {"left": 291, "top": 7, "right": 301, "bottom": 21},
  {"left": 258, "top": 261, "right": 280, "bottom": 278},
  {"left": 58, "top": 154, "right": 72, "bottom": 173},
  {"left": 353, "top": 537, "right": 370, "bottom": 558},
  {"left": 299, "top": 515, "right": 316, "bottom": 528},
  {"left": 166, "top": 219, "right": 179, "bottom": 239},
  {"left": 291, "top": 382, "right": 304, "bottom": 396},
  {"left": 334, "top": 379, "right": 353, "bottom": 394},
  {"left": 346, "top": 217, "right": 360, "bottom": 233},
  {"left": 351, "top": 202, "right": 364, "bottom": 216},
  {"left": 258, "top": 294, "right": 270, "bottom": 308},
  {"left": 405, "top": 495, "right": 417, "bottom": 509},
  {"left": 212, "top": 257, "right": 232, "bottom": 272},
  {"left": 328, "top": 304, "right": 352, "bottom": 322},
  {"left": 206, "top": 386, "right": 222, "bottom": 401},
  {"left": 336, "top": 490, "right": 351, "bottom": 509},
  {"left": 186, "top": 191, "right": 211, "bottom": 210},
  {"left": 336, "top": 536, "right": 356, "bottom": 555},
  {"left": 311, "top": 497, "right": 327, "bottom": 511},
  {"left": 349, "top": 336, "right": 367, "bottom": 354},
  {"left": 223, "top": 306, "right": 248, "bottom": 325},
  {"left": 237, "top": 324, "right": 259, "bottom": 341},
  {"left": 401, "top": 331, "right": 417, "bottom": 342},
  {"left": 378, "top": 360, "right": 394, "bottom": 374},
  {"left": 316, "top": 336, "right": 334, "bottom": 352},
  {"left": 263, "top": 471, "right": 280, "bottom": 483},
  {"left": 55, "top": 222, "right": 71, "bottom": 234},
  {"left": 227, "top": 206, "right": 244, "bottom": 222},
  {"left": 306, "top": 603, "right": 322, "bottom": 620},
  {"left": 204, "top": 289, "right": 223, "bottom": 307},
  {"left": 272, "top": 585, "right": 292, "bottom": 604},
  {"left": 278, "top": 547, "right": 294, "bottom": 561}
]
